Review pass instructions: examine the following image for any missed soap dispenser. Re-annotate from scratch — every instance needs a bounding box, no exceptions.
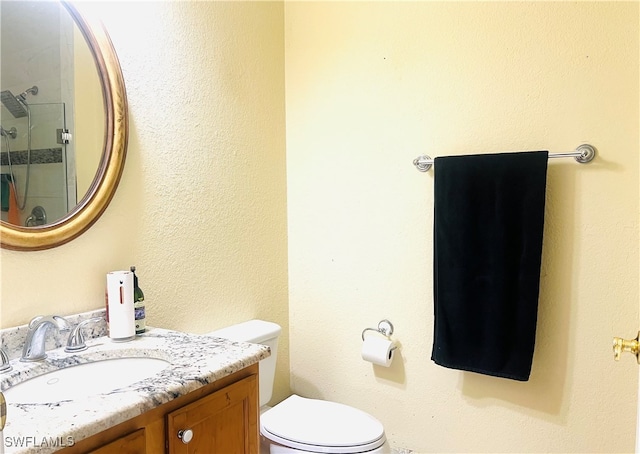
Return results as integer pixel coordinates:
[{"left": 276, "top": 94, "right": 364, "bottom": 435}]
[{"left": 106, "top": 270, "right": 135, "bottom": 342}]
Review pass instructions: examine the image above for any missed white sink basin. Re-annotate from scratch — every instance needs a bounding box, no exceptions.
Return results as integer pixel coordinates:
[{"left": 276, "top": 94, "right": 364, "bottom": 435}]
[{"left": 4, "top": 357, "right": 170, "bottom": 404}]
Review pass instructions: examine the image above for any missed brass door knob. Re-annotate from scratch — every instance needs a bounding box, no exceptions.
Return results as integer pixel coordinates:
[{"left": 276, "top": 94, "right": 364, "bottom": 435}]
[{"left": 613, "top": 331, "right": 640, "bottom": 363}]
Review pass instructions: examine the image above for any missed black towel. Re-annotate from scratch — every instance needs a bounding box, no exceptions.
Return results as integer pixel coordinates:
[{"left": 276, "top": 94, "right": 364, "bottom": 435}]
[{"left": 431, "top": 151, "right": 548, "bottom": 381}]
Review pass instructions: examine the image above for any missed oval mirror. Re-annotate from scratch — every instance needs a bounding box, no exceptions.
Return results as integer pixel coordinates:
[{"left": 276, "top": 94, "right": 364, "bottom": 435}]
[{"left": 0, "top": 1, "right": 128, "bottom": 251}]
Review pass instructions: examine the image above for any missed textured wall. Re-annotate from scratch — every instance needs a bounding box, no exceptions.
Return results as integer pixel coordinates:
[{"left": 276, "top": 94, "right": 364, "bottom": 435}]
[
  {"left": 285, "top": 2, "right": 639, "bottom": 452},
  {"left": 0, "top": 1, "right": 290, "bottom": 404}
]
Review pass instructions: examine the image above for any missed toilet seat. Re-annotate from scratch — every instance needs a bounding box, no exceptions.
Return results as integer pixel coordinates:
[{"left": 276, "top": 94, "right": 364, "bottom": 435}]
[{"left": 260, "top": 395, "right": 386, "bottom": 454}]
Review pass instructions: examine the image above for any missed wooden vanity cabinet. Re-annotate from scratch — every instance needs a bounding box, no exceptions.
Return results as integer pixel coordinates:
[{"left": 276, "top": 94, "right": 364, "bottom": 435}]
[
  {"left": 62, "top": 363, "right": 259, "bottom": 454},
  {"left": 166, "top": 373, "right": 257, "bottom": 453}
]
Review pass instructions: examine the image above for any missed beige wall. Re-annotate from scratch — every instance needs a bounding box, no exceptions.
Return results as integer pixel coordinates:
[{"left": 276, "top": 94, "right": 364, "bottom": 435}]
[
  {"left": 0, "top": 1, "right": 290, "bottom": 405},
  {"left": 285, "top": 2, "right": 639, "bottom": 453}
]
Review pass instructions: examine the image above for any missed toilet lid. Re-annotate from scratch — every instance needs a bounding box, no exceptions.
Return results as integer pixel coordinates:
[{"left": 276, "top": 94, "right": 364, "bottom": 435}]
[{"left": 260, "top": 395, "right": 386, "bottom": 454}]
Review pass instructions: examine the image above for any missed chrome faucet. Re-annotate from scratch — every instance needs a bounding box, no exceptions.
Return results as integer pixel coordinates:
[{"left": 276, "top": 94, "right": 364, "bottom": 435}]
[{"left": 21, "top": 315, "right": 70, "bottom": 362}]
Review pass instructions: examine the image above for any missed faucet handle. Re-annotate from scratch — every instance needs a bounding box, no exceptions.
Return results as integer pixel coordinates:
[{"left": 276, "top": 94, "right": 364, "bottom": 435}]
[
  {"left": 27, "top": 315, "right": 44, "bottom": 328},
  {"left": 65, "top": 317, "right": 102, "bottom": 353},
  {"left": 28, "top": 315, "right": 70, "bottom": 331},
  {"left": 0, "top": 348, "right": 11, "bottom": 373}
]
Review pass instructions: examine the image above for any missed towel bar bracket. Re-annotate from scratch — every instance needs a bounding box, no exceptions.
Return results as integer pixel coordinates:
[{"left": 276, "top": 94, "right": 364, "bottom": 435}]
[
  {"left": 413, "top": 155, "right": 433, "bottom": 172},
  {"left": 574, "top": 144, "right": 596, "bottom": 163}
]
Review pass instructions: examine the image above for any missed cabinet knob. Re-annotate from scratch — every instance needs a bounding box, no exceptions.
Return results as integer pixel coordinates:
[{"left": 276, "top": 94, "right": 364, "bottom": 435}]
[
  {"left": 613, "top": 331, "right": 640, "bottom": 363},
  {"left": 177, "top": 429, "right": 193, "bottom": 444}
]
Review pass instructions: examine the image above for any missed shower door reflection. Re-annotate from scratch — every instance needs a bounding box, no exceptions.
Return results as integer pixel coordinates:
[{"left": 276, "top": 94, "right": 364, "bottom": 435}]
[{"left": 0, "top": 102, "right": 73, "bottom": 226}]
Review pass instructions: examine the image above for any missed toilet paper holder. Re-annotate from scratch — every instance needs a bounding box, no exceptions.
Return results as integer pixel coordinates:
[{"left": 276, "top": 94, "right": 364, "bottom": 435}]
[{"left": 361, "top": 319, "right": 395, "bottom": 342}]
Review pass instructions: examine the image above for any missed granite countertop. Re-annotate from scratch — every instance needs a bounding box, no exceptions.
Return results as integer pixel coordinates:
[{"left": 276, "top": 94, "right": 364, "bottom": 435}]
[{"left": 0, "top": 310, "right": 270, "bottom": 454}]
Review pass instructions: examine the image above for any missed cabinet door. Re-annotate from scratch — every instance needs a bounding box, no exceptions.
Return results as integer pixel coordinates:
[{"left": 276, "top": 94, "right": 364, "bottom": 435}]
[
  {"left": 167, "top": 374, "right": 258, "bottom": 454},
  {"left": 89, "top": 428, "right": 146, "bottom": 454}
]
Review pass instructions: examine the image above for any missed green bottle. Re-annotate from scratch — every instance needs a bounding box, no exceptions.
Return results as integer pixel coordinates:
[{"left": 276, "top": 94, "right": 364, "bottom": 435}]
[{"left": 130, "top": 266, "right": 146, "bottom": 334}]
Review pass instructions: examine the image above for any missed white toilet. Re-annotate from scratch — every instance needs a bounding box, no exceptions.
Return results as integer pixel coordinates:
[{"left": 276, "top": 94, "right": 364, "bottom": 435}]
[{"left": 209, "top": 320, "right": 391, "bottom": 454}]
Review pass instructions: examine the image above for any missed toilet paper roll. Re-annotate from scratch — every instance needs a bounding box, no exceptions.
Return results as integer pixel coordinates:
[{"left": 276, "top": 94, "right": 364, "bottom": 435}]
[
  {"left": 361, "top": 336, "right": 396, "bottom": 367},
  {"left": 106, "top": 271, "right": 135, "bottom": 342}
]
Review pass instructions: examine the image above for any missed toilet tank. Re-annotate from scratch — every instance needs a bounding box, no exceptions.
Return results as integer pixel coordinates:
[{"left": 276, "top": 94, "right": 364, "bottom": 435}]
[{"left": 207, "top": 319, "right": 281, "bottom": 407}]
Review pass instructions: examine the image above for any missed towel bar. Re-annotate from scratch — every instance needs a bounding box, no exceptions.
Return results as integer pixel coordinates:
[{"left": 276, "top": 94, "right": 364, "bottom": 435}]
[{"left": 413, "top": 143, "right": 596, "bottom": 172}]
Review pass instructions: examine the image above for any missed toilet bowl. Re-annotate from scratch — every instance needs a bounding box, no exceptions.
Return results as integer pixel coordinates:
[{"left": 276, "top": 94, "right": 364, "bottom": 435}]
[
  {"left": 261, "top": 394, "right": 389, "bottom": 454},
  {"left": 208, "top": 320, "right": 391, "bottom": 454}
]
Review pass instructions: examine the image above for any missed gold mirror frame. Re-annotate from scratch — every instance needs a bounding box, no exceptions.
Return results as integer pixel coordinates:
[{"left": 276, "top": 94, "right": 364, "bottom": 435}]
[{"left": 0, "top": 1, "right": 128, "bottom": 251}]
